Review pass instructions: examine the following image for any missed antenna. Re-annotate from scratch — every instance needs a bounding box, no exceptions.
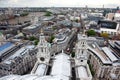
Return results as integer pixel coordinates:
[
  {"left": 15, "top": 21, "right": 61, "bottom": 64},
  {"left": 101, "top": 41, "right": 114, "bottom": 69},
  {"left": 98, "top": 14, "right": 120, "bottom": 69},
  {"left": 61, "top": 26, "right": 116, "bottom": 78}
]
[{"left": 103, "top": 5, "right": 104, "bottom": 9}]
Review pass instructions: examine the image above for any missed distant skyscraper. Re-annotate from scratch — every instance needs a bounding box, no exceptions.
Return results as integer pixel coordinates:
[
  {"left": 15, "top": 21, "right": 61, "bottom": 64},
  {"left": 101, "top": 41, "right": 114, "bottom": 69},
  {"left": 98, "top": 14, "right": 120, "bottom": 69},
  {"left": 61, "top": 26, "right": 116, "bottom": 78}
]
[
  {"left": 103, "top": 5, "right": 104, "bottom": 9},
  {"left": 117, "top": 6, "right": 119, "bottom": 10},
  {"left": 85, "top": 5, "right": 88, "bottom": 11}
]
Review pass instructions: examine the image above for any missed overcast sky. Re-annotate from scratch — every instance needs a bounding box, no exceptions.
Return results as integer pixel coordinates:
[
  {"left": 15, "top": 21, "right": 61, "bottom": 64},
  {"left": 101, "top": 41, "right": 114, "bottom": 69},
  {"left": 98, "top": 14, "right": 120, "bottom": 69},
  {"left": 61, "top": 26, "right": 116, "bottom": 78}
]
[{"left": 0, "top": 0, "right": 120, "bottom": 8}]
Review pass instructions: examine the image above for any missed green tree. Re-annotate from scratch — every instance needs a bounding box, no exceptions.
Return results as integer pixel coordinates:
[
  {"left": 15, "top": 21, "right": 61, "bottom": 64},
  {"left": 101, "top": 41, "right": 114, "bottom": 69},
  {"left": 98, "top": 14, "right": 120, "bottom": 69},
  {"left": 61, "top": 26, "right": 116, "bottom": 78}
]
[
  {"left": 20, "top": 12, "right": 29, "bottom": 17},
  {"left": 44, "top": 11, "right": 52, "bottom": 16},
  {"left": 52, "top": 26, "right": 57, "bottom": 30},
  {"left": 75, "top": 19, "right": 79, "bottom": 22},
  {"left": 29, "top": 36, "right": 36, "bottom": 41},
  {"left": 34, "top": 39, "right": 39, "bottom": 45},
  {"left": 89, "top": 64, "right": 95, "bottom": 76},
  {"left": 87, "top": 29, "right": 96, "bottom": 36},
  {"left": 49, "top": 35, "right": 55, "bottom": 43},
  {"left": 71, "top": 52, "right": 75, "bottom": 58}
]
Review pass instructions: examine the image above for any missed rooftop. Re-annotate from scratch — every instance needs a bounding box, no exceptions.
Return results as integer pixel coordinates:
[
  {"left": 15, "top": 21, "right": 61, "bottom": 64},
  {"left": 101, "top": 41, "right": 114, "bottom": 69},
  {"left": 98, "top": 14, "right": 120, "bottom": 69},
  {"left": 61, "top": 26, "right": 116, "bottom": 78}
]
[
  {"left": 3, "top": 45, "right": 35, "bottom": 64},
  {"left": 43, "top": 16, "right": 54, "bottom": 21},
  {"left": 34, "top": 64, "right": 47, "bottom": 76},
  {"left": 102, "top": 47, "right": 118, "bottom": 62},
  {"left": 98, "top": 20, "right": 118, "bottom": 29},
  {"left": 0, "top": 52, "right": 71, "bottom": 80},
  {"left": 115, "top": 41, "right": 120, "bottom": 46},
  {"left": 0, "top": 42, "right": 15, "bottom": 56},
  {"left": 77, "top": 66, "right": 88, "bottom": 78},
  {"left": 88, "top": 45, "right": 112, "bottom": 64},
  {"left": 51, "top": 52, "right": 71, "bottom": 77},
  {"left": 23, "top": 24, "right": 40, "bottom": 30}
]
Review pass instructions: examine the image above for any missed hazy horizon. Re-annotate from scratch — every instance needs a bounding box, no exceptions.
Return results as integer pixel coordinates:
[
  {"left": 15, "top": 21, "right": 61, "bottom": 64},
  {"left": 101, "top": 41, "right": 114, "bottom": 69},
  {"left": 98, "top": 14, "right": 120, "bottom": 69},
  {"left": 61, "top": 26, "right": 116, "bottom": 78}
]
[{"left": 0, "top": 0, "right": 120, "bottom": 8}]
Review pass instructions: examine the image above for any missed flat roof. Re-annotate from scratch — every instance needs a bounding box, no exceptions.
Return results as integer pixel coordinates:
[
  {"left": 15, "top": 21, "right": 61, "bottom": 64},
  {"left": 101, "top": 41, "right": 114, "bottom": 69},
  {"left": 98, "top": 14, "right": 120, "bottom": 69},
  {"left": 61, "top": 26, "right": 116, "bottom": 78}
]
[
  {"left": 98, "top": 20, "right": 118, "bottom": 29},
  {"left": 23, "top": 25, "right": 38, "bottom": 30},
  {"left": 102, "top": 47, "right": 118, "bottom": 62},
  {"left": 0, "top": 53, "right": 71, "bottom": 80},
  {"left": 0, "top": 75, "right": 70, "bottom": 80},
  {"left": 43, "top": 16, "right": 54, "bottom": 21},
  {"left": 34, "top": 75, "right": 69, "bottom": 80},
  {"left": 0, "top": 75, "right": 20, "bottom": 80},
  {"left": 88, "top": 46, "right": 112, "bottom": 64},
  {"left": 77, "top": 66, "right": 88, "bottom": 78},
  {"left": 51, "top": 52, "right": 71, "bottom": 77},
  {"left": 108, "top": 40, "right": 115, "bottom": 47},
  {"left": 18, "top": 75, "right": 38, "bottom": 80},
  {"left": 115, "top": 41, "right": 120, "bottom": 46},
  {"left": 3, "top": 45, "right": 35, "bottom": 64},
  {"left": 35, "top": 64, "right": 47, "bottom": 76},
  {"left": 0, "top": 42, "right": 15, "bottom": 56}
]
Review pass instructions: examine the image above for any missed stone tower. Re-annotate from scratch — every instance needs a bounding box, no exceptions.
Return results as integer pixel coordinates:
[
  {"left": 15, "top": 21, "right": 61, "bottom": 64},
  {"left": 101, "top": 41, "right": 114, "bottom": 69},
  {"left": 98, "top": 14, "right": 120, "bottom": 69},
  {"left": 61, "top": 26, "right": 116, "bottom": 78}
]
[
  {"left": 31, "top": 31, "right": 51, "bottom": 74},
  {"left": 37, "top": 31, "right": 51, "bottom": 64},
  {"left": 75, "top": 34, "right": 88, "bottom": 65}
]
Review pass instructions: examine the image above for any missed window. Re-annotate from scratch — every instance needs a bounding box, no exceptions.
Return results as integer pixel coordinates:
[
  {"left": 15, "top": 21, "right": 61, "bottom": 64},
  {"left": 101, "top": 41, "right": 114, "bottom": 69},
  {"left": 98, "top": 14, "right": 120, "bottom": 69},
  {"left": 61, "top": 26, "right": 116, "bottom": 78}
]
[
  {"left": 41, "top": 48, "right": 43, "bottom": 52},
  {"left": 45, "top": 48, "right": 46, "bottom": 52},
  {"left": 40, "top": 57, "right": 45, "bottom": 61},
  {"left": 83, "top": 42, "right": 84, "bottom": 44},
  {"left": 81, "top": 60, "right": 83, "bottom": 62},
  {"left": 82, "top": 51, "right": 84, "bottom": 54},
  {"left": 82, "top": 45, "right": 85, "bottom": 47}
]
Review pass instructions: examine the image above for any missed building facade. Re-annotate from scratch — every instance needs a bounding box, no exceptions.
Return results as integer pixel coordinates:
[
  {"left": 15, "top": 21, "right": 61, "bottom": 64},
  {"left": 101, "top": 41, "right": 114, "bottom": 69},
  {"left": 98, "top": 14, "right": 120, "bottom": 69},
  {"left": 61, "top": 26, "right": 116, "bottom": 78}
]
[
  {"left": 0, "top": 45, "right": 37, "bottom": 77},
  {"left": 31, "top": 32, "right": 51, "bottom": 75},
  {"left": 87, "top": 37, "right": 120, "bottom": 80},
  {"left": 75, "top": 34, "right": 92, "bottom": 80}
]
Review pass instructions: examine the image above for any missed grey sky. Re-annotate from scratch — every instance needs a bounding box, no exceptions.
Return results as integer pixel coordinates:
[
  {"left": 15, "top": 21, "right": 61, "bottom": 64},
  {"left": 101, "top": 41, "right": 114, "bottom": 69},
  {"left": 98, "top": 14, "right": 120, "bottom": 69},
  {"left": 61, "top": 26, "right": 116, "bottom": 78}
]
[{"left": 0, "top": 0, "right": 120, "bottom": 8}]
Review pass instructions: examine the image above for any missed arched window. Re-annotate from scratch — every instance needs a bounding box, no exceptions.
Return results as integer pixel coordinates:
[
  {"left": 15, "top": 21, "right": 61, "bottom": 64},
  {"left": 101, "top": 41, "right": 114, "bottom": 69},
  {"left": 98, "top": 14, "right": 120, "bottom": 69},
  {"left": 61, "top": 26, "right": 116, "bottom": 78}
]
[
  {"left": 41, "top": 48, "right": 43, "bottom": 52},
  {"left": 81, "top": 60, "right": 83, "bottom": 62},
  {"left": 82, "top": 50, "right": 84, "bottom": 54}
]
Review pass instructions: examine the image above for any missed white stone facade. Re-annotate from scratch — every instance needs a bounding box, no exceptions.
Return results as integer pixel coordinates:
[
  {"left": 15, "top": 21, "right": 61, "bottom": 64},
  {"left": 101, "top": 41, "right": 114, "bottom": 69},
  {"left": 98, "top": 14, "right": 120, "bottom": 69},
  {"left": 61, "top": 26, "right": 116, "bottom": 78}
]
[
  {"left": 75, "top": 34, "right": 92, "bottom": 80},
  {"left": 31, "top": 32, "right": 51, "bottom": 74}
]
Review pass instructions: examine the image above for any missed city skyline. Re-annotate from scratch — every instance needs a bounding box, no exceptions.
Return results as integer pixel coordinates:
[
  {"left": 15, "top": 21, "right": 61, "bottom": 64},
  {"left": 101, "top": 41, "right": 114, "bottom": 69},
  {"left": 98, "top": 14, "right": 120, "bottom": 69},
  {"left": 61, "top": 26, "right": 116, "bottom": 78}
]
[
  {"left": 0, "top": 0, "right": 120, "bottom": 8},
  {"left": 0, "top": 2, "right": 120, "bottom": 79}
]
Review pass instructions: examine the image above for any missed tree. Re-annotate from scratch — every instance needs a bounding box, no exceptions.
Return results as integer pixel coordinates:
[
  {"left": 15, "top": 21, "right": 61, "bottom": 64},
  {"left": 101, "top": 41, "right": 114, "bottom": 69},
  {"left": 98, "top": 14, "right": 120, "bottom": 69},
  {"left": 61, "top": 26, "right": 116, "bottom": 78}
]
[
  {"left": 103, "top": 10, "right": 110, "bottom": 17},
  {"left": 29, "top": 36, "right": 37, "bottom": 41},
  {"left": 52, "top": 26, "right": 57, "bottom": 30},
  {"left": 71, "top": 52, "right": 75, "bottom": 58},
  {"left": 44, "top": 11, "right": 52, "bottom": 16},
  {"left": 100, "top": 33, "right": 109, "bottom": 38},
  {"left": 75, "top": 19, "right": 79, "bottom": 22},
  {"left": 88, "top": 63, "right": 95, "bottom": 76},
  {"left": 20, "top": 12, "right": 29, "bottom": 17},
  {"left": 49, "top": 35, "right": 55, "bottom": 43},
  {"left": 86, "top": 29, "right": 96, "bottom": 36},
  {"left": 34, "top": 39, "right": 39, "bottom": 45}
]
